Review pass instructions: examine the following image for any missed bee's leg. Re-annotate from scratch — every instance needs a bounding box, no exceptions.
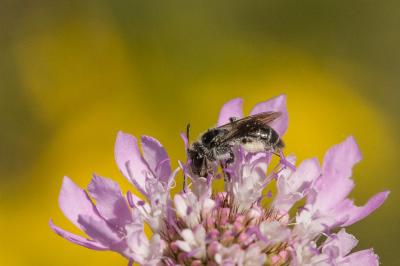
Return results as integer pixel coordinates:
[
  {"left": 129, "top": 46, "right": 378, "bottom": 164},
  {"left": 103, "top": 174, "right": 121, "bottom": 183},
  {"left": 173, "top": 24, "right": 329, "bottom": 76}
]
[
  {"left": 220, "top": 151, "right": 234, "bottom": 183},
  {"left": 219, "top": 161, "right": 231, "bottom": 193},
  {"left": 226, "top": 151, "right": 234, "bottom": 182},
  {"left": 226, "top": 150, "right": 235, "bottom": 165},
  {"left": 219, "top": 161, "right": 227, "bottom": 181},
  {"left": 224, "top": 167, "right": 231, "bottom": 183}
]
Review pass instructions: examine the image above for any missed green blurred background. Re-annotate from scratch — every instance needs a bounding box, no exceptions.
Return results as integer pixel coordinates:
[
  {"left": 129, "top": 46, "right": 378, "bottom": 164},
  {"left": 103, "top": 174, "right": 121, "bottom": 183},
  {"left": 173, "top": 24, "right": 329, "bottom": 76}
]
[{"left": 0, "top": 1, "right": 398, "bottom": 265}]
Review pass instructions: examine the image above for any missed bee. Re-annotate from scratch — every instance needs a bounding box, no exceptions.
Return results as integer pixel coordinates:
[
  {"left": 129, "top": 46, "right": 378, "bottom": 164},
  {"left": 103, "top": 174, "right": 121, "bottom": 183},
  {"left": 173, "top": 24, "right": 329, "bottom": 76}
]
[{"left": 187, "top": 112, "right": 284, "bottom": 177}]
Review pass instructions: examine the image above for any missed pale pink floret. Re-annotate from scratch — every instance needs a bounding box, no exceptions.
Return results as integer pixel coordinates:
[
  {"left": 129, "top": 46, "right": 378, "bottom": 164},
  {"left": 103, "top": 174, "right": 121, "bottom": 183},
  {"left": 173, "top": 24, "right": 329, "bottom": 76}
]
[
  {"left": 114, "top": 133, "right": 174, "bottom": 196},
  {"left": 292, "top": 228, "right": 379, "bottom": 266},
  {"left": 273, "top": 158, "right": 321, "bottom": 213},
  {"left": 51, "top": 133, "right": 175, "bottom": 263},
  {"left": 50, "top": 176, "right": 142, "bottom": 259},
  {"left": 51, "top": 94, "right": 388, "bottom": 266},
  {"left": 305, "top": 136, "right": 389, "bottom": 228}
]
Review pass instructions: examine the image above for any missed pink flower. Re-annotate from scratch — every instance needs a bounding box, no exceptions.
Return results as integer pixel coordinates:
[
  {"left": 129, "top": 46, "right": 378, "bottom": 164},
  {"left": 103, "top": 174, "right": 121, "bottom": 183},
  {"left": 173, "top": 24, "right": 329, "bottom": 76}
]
[{"left": 51, "top": 94, "right": 389, "bottom": 265}]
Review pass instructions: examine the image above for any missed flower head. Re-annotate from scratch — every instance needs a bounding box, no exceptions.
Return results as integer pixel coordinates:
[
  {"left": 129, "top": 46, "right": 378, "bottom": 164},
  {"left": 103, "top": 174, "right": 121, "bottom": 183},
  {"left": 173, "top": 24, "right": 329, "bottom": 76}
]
[{"left": 51, "top": 94, "right": 389, "bottom": 265}]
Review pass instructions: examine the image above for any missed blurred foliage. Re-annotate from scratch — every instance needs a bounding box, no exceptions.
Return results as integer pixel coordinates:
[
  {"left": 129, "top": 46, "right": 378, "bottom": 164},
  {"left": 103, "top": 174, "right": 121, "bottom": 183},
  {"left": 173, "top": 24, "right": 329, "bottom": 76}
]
[{"left": 0, "top": 1, "right": 398, "bottom": 265}]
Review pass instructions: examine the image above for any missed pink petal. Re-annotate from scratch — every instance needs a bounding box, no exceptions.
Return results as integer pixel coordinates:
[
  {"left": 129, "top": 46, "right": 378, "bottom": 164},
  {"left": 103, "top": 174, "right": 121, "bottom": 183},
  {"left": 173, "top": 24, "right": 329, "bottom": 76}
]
[
  {"left": 127, "top": 233, "right": 150, "bottom": 264},
  {"left": 286, "top": 158, "right": 320, "bottom": 192},
  {"left": 87, "top": 175, "right": 132, "bottom": 226},
  {"left": 276, "top": 155, "right": 296, "bottom": 181},
  {"left": 250, "top": 94, "right": 288, "bottom": 136},
  {"left": 323, "top": 229, "right": 358, "bottom": 257},
  {"left": 344, "top": 249, "right": 379, "bottom": 266},
  {"left": 217, "top": 98, "right": 243, "bottom": 126},
  {"left": 58, "top": 176, "right": 101, "bottom": 229},
  {"left": 333, "top": 191, "right": 389, "bottom": 227},
  {"left": 77, "top": 215, "right": 122, "bottom": 247},
  {"left": 49, "top": 219, "right": 108, "bottom": 250},
  {"left": 312, "top": 136, "right": 361, "bottom": 211},
  {"left": 141, "top": 135, "right": 171, "bottom": 184},
  {"left": 336, "top": 230, "right": 358, "bottom": 257},
  {"left": 274, "top": 158, "right": 321, "bottom": 212},
  {"left": 115, "top": 131, "right": 149, "bottom": 196}
]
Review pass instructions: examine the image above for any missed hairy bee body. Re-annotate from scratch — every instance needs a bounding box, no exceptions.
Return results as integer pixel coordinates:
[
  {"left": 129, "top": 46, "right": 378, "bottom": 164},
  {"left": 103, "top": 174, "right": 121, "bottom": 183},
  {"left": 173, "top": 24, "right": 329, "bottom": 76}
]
[{"left": 187, "top": 112, "right": 284, "bottom": 177}]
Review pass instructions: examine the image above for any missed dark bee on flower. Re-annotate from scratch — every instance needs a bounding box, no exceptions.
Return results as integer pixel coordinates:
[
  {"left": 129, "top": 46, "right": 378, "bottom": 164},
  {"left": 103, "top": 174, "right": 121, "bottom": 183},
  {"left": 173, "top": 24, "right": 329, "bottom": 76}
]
[{"left": 187, "top": 112, "right": 284, "bottom": 177}]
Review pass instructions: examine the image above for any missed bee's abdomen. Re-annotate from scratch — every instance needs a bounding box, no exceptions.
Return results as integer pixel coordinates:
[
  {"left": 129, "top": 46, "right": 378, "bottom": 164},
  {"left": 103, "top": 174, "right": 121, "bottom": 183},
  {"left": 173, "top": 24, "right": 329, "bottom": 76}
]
[
  {"left": 241, "top": 139, "right": 266, "bottom": 152},
  {"left": 237, "top": 124, "right": 282, "bottom": 152}
]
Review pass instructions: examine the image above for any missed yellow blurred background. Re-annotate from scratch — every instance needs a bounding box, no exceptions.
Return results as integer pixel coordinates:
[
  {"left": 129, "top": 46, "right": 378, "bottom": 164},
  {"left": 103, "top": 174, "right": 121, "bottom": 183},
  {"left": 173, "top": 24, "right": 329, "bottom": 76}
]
[{"left": 0, "top": 1, "right": 398, "bottom": 265}]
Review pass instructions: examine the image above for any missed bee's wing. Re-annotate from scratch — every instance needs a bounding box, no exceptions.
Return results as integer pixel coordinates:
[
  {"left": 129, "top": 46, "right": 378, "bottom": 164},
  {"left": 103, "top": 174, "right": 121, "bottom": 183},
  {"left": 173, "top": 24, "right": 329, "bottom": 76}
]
[
  {"left": 217, "top": 111, "right": 281, "bottom": 129},
  {"left": 240, "top": 111, "right": 281, "bottom": 125},
  {"left": 217, "top": 111, "right": 281, "bottom": 141}
]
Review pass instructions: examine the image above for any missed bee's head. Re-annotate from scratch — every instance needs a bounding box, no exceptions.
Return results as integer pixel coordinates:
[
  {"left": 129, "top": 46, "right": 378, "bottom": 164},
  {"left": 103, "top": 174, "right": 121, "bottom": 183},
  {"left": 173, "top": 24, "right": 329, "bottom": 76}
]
[{"left": 187, "top": 143, "right": 206, "bottom": 176}]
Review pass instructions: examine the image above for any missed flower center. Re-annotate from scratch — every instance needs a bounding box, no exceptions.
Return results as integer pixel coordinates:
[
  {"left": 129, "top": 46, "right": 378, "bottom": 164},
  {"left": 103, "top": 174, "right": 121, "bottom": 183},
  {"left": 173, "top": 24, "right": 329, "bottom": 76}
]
[{"left": 161, "top": 193, "right": 291, "bottom": 265}]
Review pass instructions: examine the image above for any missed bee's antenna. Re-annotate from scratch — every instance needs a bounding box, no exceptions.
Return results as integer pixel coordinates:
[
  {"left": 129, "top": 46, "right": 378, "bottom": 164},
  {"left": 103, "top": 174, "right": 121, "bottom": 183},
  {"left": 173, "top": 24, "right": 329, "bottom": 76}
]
[
  {"left": 186, "top": 123, "right": 191, "bottom": 143},
  {"left": 183, "top": 123, "right": 191, "bottom": 193}
]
